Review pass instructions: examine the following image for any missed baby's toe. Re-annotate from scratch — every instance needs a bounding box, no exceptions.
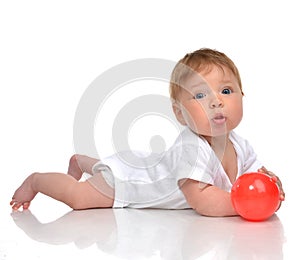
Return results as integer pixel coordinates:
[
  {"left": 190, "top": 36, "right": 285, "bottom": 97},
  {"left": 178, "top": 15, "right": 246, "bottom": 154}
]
[{"left": 23, "top": 202, "right": 30, "bottom": 210}]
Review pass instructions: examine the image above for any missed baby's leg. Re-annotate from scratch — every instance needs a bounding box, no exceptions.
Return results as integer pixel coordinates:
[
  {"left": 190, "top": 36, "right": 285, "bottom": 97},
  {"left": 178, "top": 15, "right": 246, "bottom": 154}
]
[
  {"left": 11, "top": 172, "right": 114, "bottom": 210},
  {"left": 68, "top": 154, "right": 99, "bottom": 180}
]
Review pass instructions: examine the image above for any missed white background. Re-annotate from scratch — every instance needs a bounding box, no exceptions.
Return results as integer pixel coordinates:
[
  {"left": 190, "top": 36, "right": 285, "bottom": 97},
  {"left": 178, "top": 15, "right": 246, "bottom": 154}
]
[{"left": 1, "top": 1, "right": 300, "bottom": 259}]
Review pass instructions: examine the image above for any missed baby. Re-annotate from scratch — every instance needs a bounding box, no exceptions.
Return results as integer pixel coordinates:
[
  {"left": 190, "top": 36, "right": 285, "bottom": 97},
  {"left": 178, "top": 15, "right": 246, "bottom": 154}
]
[{"left": 11, "top": 48, "right": 285, "bottom": 216}]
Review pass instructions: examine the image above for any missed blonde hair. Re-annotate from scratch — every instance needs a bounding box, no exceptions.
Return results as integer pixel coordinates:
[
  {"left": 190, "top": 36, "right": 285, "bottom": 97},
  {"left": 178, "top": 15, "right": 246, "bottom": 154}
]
[{"left": 169, "top": 48, "right": 244, "bottom": 102}]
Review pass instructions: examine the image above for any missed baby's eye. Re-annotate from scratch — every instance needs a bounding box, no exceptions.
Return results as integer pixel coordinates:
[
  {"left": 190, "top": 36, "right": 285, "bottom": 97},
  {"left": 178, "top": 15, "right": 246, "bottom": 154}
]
[
  {"left": 194, "top": 93, "right": 206, "bottom": 99},
  {"left": 222, "top": 88, "right": 232, "bottom": 95}
]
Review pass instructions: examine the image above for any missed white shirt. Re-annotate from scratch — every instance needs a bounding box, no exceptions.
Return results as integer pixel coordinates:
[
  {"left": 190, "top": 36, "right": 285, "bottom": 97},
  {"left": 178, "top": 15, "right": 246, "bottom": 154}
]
[{"left": 90, "top": 127, "right": 263, "bottom": 209}]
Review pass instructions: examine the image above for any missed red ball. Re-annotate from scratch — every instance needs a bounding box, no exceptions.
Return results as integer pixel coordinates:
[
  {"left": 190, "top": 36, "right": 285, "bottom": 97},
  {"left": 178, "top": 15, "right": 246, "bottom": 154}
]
[{"left": 231, "top": 172, "right": 280, "bottom": 221}]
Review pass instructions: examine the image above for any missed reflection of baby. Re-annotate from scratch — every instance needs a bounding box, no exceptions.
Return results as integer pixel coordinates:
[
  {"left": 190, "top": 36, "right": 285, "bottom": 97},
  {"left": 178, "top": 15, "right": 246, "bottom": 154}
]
[
  {"left": 11, "top": 48, "right": 284, "bottom": 217},
  {"left": 12, "top": 209, "right": 284, "bottom": 259},
  {"left": 12, "top": 209, "right": 117, "bottom": 250}
]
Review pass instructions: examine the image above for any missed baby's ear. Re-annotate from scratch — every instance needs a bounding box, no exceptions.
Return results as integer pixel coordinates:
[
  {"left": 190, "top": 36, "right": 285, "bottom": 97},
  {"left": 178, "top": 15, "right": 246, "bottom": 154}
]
[{"left": 172, "top": 102, "right": 187, "bottom": 126}]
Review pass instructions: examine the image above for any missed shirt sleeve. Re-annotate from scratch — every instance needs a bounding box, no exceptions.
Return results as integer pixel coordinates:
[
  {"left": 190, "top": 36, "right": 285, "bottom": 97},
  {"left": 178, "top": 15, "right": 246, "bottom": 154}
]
[{"left": 171, "top": 143, "right": 216, "bottom": 185}]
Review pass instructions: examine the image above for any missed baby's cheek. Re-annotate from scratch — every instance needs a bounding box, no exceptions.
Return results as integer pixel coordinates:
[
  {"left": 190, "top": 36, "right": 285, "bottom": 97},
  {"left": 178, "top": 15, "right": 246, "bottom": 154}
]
[
  {"left": 183, "top": 101, "right": 207, "bottom": 117},
  {"left": 230, "top": 102, "right": 243, "bottom": 126},
  {"left": 182, "top": 102, "right": 209, "bottom": 129}
]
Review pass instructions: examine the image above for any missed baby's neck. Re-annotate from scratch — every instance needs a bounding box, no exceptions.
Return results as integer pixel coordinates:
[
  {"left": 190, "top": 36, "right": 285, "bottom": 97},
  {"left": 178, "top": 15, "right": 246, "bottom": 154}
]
[
  {"left": 204, "top": 134, "right": 231, "bottom": 158},
  {"left": 204, "top": 133, "right": 237, "bottom": 183}
]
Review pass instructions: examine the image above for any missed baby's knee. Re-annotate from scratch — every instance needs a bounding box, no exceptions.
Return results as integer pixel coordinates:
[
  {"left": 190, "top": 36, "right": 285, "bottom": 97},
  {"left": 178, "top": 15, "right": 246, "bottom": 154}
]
[{"left": 69, "top": 154, "right": 80, "bottom": 166}]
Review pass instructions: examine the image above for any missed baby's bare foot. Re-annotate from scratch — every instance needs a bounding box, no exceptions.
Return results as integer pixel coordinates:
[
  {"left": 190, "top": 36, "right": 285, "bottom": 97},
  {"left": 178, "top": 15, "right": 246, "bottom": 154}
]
[
  {"left": 10, "top": 173, "right": 38, "bottom": 210},
  {"left": 67, "top": 154, "right": 83, "bottom": 180}
]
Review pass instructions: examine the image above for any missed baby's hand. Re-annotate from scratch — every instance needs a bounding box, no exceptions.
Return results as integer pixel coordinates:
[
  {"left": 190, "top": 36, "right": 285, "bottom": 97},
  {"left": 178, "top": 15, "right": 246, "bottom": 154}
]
[{"left": 258, "top": 166, "right": 285, "bottom": 209}]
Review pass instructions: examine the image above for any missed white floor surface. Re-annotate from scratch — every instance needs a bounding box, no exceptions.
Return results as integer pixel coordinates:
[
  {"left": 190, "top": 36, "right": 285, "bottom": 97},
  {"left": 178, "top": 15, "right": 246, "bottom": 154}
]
[{"left": 1, "top": 191, "right": 299, "bottom": 260}]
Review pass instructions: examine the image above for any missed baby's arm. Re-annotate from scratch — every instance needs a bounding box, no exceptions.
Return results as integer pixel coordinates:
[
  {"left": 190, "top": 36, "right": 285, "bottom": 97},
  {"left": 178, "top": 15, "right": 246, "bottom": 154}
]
[{"left": 179, "top": 179, "right": 237, "bottom": 217}]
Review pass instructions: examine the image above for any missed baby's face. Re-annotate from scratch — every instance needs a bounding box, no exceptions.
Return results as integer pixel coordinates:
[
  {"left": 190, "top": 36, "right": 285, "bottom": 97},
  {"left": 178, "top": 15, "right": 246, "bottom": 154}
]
[{"left": 174, "top": 65, "right": 243, "bottom": 138}]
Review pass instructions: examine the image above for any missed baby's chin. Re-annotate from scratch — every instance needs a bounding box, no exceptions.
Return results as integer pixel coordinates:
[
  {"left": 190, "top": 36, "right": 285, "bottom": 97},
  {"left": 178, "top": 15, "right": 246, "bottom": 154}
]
[{"left": 189, "top": 127, "right": 232, "bottom": 139}]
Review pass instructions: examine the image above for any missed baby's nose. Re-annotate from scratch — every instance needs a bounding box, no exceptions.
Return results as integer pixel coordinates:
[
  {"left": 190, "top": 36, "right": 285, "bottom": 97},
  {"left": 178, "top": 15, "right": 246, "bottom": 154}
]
[{"left": 210, "top": 94, "right": 223, "bottom": 108}]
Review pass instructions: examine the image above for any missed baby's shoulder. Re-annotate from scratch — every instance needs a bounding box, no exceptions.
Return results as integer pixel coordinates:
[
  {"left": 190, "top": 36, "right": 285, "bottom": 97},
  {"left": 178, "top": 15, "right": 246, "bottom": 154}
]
[
  {"left": 230, "top": 131, "right": 256, "bottom": 156},
  {"left": 171, "top": 128, "right": 209, "bottom": 151}
]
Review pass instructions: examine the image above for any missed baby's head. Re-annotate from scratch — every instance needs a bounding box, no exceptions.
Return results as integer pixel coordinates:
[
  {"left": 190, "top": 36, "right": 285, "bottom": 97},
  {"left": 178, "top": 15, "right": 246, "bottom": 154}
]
[
  {"left": 169, "top": 48, "right": 244, "bottom": 138},
  {"left": 170, "top": 48, "right": 244, "bottom": 103}
]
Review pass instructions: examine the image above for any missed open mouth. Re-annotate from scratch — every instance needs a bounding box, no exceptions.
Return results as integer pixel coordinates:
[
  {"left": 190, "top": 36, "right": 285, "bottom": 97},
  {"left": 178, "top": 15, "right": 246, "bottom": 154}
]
[{"left": 212, "top": 114, "right": 226, "bottom": 124}]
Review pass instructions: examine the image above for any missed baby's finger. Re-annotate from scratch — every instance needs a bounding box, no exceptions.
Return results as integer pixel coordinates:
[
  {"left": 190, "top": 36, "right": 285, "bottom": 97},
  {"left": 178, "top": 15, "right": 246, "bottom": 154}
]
[
  {"left": 280, "top": 191, "right": 285, "bottom": 201},
  {"left": 258, "top": 166, "right": 268, "bottom": 173}
]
